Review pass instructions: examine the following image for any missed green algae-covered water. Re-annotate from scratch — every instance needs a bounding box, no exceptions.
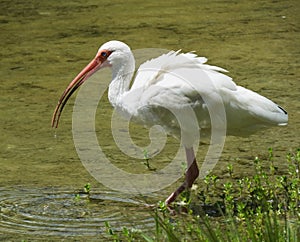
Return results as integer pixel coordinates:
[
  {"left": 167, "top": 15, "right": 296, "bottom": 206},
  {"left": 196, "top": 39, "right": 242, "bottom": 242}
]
[{"left": 0, "top": 0, "right": 299, "bottom": 240}]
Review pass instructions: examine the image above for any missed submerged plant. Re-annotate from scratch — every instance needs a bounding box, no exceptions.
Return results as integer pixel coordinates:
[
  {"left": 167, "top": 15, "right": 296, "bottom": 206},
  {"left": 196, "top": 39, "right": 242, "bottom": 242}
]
[
  {"left": 84, "top": 183, "right": 91, "bottom": 194},
  {"left": 143, "top": 149, "right": 150, "bottom": 169},
  {"left": 143, "top": 149, "right": 156, "bottom": 171},
  {"left": 74, "top": 183, "right": 92, "bottom": 201}
]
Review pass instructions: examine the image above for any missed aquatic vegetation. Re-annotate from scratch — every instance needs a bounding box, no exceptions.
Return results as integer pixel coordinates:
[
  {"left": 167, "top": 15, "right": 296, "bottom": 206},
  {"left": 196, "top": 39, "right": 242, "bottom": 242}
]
[
  {"left": 83, "top": 183, "right": 91, "bottom": 194},
  {"left": 74, "top": 183, "right": 92, "bottom": 201},
  {"left": 105, "top": 148, "right": 300, "bottom": 241},
  {"left": 143, "top": 149, "right": 151, "bottom": 170},
  {"left": 143, "top": 149, "right": 156, "bottom": 171}
]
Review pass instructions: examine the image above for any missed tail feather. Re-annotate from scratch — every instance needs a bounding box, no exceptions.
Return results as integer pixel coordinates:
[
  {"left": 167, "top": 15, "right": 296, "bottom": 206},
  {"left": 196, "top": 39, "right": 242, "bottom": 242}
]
[{"left": 234, "top": 86, "right": 288, "bottom": 126}]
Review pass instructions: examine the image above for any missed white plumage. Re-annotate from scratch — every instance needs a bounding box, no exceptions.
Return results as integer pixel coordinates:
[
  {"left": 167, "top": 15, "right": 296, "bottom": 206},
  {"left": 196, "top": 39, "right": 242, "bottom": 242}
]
[{"left": 52, "top": 40, "right": 288, "bottom": 207}]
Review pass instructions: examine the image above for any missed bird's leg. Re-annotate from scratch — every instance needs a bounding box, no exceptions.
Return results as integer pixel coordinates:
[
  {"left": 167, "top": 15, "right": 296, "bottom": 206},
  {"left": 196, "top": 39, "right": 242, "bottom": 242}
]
[{"left": 165, "top": 147, "right": 199, "bottom": 205}]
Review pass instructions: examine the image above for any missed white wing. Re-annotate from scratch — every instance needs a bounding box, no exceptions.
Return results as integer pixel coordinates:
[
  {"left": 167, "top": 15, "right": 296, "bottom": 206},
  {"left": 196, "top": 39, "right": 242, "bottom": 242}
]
[{"left": 121, "top": 51, "right": 288, "bottom": 138}]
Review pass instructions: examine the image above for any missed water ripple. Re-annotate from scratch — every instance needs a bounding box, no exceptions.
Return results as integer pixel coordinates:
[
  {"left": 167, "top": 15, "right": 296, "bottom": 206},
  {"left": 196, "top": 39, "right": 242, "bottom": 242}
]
[{"left": 0, "top": 186, "right": 155, "bottom": 239}]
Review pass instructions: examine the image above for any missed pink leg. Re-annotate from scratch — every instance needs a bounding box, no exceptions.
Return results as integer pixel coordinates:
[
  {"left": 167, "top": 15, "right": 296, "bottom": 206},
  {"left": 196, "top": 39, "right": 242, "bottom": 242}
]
[{"left": 165, "top": 147, "right": 199, "bottom": 205}]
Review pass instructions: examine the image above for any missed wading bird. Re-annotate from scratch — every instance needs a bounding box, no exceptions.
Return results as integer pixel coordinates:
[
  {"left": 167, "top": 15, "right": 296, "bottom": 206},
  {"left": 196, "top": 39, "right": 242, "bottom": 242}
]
[{"left": 52, "top": 40, "right": 288, "bottom": 207}]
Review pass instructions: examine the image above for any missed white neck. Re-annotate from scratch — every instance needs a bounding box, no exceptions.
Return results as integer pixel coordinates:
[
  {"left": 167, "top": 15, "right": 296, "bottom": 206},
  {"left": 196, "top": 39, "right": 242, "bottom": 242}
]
[{"left": 108, "top": 53, "right": 135, "bottom": 108}]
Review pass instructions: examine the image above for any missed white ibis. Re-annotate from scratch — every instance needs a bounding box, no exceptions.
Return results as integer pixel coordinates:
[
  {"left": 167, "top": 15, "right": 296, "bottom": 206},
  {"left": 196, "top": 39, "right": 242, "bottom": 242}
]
[{"left": 52, "top": 40, "right": 288, "bottom": 206}]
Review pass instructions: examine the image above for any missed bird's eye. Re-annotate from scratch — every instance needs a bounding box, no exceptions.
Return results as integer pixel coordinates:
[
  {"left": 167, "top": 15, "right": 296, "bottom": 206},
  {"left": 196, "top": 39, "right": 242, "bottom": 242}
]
[{"left": 101, "top": 51, "right": 108, "bottom": 57}]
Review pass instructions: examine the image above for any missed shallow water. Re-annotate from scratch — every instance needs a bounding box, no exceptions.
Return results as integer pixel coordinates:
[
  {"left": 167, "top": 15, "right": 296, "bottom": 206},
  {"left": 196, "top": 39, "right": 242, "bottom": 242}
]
[
  {"left": 0, "top": 0, "right": 299, "bottom": 240},
  {"left": 0, "top": 186, "right": 156, "bottom": 240}
]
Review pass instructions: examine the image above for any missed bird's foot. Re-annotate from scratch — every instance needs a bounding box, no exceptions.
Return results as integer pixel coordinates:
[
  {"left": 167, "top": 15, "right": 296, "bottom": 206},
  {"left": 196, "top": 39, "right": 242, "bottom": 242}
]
[{"left": 166, "top": 204, "right": 177, "bottom": 216}]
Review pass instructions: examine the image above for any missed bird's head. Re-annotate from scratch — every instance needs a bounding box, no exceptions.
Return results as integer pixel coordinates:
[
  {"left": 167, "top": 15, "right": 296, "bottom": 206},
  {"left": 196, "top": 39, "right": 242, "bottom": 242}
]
[{"left": 51, "top": 40, "right": 133, "bottom": 128}]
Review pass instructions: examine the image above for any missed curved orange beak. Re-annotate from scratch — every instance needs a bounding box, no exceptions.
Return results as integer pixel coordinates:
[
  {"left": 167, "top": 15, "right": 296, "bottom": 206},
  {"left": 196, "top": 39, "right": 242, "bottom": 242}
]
[{"left": 51, "top": 50, "right": 112, "bottom": 128}]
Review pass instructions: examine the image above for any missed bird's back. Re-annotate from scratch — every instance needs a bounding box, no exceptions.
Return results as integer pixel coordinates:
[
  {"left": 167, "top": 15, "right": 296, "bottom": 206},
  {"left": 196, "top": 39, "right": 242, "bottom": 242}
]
[{"left": 121, "top": 50, "right": 288, "bottom": 139}]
